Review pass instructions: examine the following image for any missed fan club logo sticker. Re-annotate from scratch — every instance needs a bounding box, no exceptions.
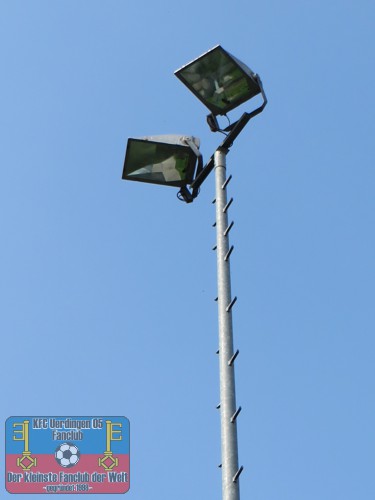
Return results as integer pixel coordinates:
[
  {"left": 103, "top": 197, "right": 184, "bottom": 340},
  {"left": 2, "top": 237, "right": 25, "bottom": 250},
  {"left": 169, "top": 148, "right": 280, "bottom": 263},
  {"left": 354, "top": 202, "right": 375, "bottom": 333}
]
[{"left": 5, "top": 416, "right": 130, "bottom": 494}]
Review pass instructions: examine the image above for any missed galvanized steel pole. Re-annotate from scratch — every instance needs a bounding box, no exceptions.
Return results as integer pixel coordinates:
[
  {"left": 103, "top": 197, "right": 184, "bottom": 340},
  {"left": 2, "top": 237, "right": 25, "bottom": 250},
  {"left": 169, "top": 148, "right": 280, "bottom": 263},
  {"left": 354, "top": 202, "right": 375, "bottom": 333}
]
[{"left": 215, "top": 148, "right": 241, "bottom": 500}]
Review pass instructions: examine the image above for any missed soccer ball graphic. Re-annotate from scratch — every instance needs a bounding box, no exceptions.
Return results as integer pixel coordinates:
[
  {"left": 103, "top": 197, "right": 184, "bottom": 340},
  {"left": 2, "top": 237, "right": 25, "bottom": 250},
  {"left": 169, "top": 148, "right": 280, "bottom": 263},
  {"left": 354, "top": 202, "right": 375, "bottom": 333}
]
[{"left": 55, "top": 442, "right": 80, "bottom": 468}]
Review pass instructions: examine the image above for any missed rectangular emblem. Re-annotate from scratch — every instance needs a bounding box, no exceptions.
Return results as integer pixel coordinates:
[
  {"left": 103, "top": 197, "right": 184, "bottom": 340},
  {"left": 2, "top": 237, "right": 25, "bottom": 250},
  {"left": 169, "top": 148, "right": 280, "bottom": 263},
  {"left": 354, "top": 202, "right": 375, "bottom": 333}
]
[{"left": 5, "top": 416, "right": 130, "bottom": 494}]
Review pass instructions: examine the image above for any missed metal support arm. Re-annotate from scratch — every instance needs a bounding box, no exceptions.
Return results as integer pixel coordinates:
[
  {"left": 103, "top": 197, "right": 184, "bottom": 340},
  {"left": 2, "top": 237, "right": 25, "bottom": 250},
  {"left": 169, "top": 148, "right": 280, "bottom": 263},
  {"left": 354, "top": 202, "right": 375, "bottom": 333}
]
[{"left": 177, "top": 76, "right": 267, "bottom": 203}]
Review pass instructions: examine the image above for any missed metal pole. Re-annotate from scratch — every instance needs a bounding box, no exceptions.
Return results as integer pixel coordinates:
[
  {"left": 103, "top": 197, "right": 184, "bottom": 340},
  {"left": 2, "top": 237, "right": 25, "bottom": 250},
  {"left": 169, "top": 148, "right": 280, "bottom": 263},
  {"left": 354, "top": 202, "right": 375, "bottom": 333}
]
[{"left": 215, "top": 148, "right": 240, "bottom": 500}]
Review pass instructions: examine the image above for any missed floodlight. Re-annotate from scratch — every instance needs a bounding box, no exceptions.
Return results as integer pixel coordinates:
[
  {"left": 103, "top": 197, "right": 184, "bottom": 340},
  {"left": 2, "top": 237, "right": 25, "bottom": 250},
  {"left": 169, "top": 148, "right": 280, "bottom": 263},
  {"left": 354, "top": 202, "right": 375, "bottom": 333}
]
[
  {"left": 122, "top": 135, "right": 201, "bottom": 189},
  {"left": 175, "top": 45, "right": 262, "bottom": 116}
]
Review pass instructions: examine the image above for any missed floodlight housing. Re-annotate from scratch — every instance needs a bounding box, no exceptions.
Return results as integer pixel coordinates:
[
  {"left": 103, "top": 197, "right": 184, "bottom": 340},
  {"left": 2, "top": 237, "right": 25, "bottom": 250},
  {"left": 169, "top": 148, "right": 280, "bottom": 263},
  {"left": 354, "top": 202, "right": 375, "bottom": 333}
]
[
  {"left": 175, "top": 45, "right": 262, "bottom": 116},
  {"left": 122, "top": 135, "right": 201, "bottom": 189}
]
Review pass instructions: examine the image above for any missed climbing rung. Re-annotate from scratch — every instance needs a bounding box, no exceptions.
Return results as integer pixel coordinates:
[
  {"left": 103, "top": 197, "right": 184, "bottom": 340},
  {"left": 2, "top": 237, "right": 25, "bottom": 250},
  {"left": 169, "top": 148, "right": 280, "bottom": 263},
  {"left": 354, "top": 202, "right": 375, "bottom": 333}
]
[
  {"left": 223, "top": 197, "right": 233, "bottom": 213},
  {"left": 231, "top": 406, "right": 242, "bottom": 423},
  {"left": 224, "top": 221, "right": 234, "bottom": 236},
  {"left": 226, "top": 296, "right": 237, "bottom": 312},
  {"left": 233, "top": 466, "right": 244, "bottom": 483},
  {"left": 222, "top": 175, "right": 232, "bottom": 190},
  {"left": 228, "top": 349, "right": 239, "bottom": 366},
  {"left": 224, "top": 245, "right": 234, "bottom": 261}
]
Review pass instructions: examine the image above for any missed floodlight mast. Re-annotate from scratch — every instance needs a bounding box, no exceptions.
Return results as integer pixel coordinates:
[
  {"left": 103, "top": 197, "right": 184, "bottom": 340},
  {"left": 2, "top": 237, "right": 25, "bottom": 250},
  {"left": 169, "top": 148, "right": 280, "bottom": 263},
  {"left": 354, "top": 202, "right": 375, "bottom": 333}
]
[
  {"left": 121, "top": 45, "right": 267, "bottom": 500},
  {"left": 174, "top": 52, "right": 267, "bottom": 500}
]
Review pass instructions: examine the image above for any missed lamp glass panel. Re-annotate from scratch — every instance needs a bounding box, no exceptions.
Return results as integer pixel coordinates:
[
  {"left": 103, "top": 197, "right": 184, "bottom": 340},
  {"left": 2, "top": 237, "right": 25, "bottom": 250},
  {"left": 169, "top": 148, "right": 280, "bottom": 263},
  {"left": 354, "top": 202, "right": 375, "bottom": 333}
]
[
  {"left": 123, "top": 139, "right": 196, "bottom": 187},
  {"left": 175, "top": 46, "right": 261, "bottom": 115}
]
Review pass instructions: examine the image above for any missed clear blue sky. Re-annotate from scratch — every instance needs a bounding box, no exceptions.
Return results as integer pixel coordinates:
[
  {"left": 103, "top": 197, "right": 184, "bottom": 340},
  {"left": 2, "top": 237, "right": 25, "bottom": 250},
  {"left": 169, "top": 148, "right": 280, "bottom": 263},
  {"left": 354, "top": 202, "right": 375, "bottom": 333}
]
[{"left": 1, "top": 1, "right": 374, "bottom": 499}]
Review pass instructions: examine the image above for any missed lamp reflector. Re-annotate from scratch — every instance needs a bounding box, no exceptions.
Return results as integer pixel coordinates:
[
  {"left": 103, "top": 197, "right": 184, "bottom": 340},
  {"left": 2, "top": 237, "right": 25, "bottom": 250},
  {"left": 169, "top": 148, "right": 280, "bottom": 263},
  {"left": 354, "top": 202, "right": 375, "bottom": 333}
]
[
  {"left": 122, "top": 135, "right": 200, "bottom": 188},
  {"left": 175, "top": 45, "right": 261, "bottom": 115}
]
